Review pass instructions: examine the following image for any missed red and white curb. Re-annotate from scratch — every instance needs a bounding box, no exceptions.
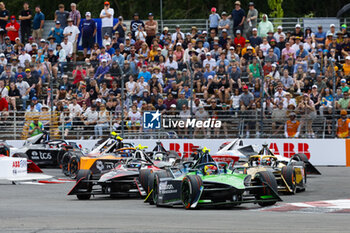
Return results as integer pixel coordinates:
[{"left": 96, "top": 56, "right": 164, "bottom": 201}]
[
  {"left": 17, "top": 178, "right": 75, "bottom": 185},
  {"left": 256, "top": 199, "right": 350, "bottom": 213}
]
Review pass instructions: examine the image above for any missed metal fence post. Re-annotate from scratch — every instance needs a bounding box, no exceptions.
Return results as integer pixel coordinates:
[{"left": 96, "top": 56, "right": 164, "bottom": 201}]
[{"left": 13, "top": 111, "right": 16, "bottom": 140}]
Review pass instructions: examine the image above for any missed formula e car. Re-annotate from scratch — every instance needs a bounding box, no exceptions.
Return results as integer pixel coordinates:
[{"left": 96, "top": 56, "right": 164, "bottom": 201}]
[
  {"left": 147, "top": 148, "right": 282, "bottom": 209},
  {"left": 214, "top": 139, "right": 321, "bottom": 175},
  {"left": 2, "top": 133, "right": 82, "bottom": 167},
  {"left": 62, "top": 134, "right": 135, "bottom": 179},
  {"left": 68, "top": 145, "right": 179, "bottom": 200}
]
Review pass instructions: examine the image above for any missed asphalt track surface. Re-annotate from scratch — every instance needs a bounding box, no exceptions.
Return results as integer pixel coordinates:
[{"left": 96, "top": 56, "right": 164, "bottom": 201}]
[{"left": 1, "top": 167, "right": 350, "bottom": 233}]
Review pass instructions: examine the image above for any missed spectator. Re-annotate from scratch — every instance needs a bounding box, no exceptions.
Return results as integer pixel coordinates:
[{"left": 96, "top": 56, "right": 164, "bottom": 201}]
[
  {"left": 69, "top": 3, "right": 81, "bottom": 27},
  {"left": 284, "top": 112, "right": 300, "bottom": 138},
  {"left": 94, "top": 103, "right": 110, "bottom": 138},
  {"left": 228, "top": 1, "right": 245, "bottom": 36},
  {"left": 28, "top": 116, "right": 43, "bottom": 137},
  {"left": 55, "top": 4, "right": 69, "bottom": 29},
  {"left": 61, "top": 37, "right": 73, "bottom": 61},
  {"left": 239, "top": 85, "right": 254, "bottom": 110},
  {"left": 63, "top": 18, "right": 80, "bottom": 62},
  {"left": 257, "top": 14, "right": 273, "bottom": 38},
  {"left": 145, "top": 13, "right": 158, "bottom": 47},
  {"left": 274, "top": 26, "right": 286, "bottom": 41},
  {"left": 209, "top": 7, "right": 220, "bottom": 34},
  {"left": 248, "top": 57, "right": 261, "bottom": 80},
  {"left": 113, "top": 16, "right": 127, "bottom": 41},
  {"left": 164, "top": 93, "right": 177, "bottom": 110},
  {"left": 244, "top": 2, "right": 258, "bottom": 38},
  {"left": 19, "top": 49, "right": 31, "bottom": 67},
  {"left": 315, "top": 25, "right": 326, "bottom": 45},
  {"left": 100, "top": 1, "right": 114, "bottom": 38},
  {"left": 171, "top": 25, "right": 184, "bottom": 42},
  {"left": 281, "top": 69, "right": 294, "bottom": 91},
  {"left": 271, "top": 102, "right": 286, "bottom": 135},
  {"left": 154, "top": 98, "right": 166, "bottom": 113},
  {"left": 194, "top": 105, "right": 209, "bottom": 137},
  {"left": 0, "top": 2, "right": 9, "bottom": 44},
  {"left": 82, "top": 104, "right": 98, "bottom": 139},
  {"left": 7, "top": 82, "right": 20, "bottom": 110},
  {"left": 5, "top": 16, "right": 20, "bottom": 44},
  {"left": 283, "top": 92, "right": 296, "bottom": 109},
  {"left": 59, "top": 106, "right": 73, "bottom": 137},
  {"left": 49, "top": 21, "right": 64, "bottom": 44},
  {"left": 130, "top": 13, "right": 144, "bottom": 40},
  {"left": 218, "top": 12, "right": 230, "bottom": 36},
  {"left": 81, "top": 12, "right": 96, "bottom": 58},
  {"left": 297, "top": 94, "right": 316, "bottom": 138},
  {"left": 319, "top": 88, "right": 333, "bottom": 116},
  {"left": 135, "top": 24, "right": 146, "bottom": 42},
  {"left": 234, "top": 30, "right": 246, "bottom": 47},
  {"left": 336, "top": 91, "right": 350, "bottom": 109},
  {"left": 94, "top": 59, "right": 110, "bottom": 83},
  {"left": 18, "top": 2, "right": 32, "bottom": 43},
  {"left": 336, "top": 109, "right": 350, "bottom": 138}
]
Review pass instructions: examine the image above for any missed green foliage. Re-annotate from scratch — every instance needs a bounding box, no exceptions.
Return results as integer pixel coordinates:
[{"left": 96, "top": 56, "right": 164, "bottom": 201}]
[{"left": 267, "top": 0, "right": 284, "bottom": 18}]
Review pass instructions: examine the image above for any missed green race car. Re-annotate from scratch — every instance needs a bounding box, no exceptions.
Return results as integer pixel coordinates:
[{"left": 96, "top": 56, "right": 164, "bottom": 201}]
[{"left": 147, "top": 148, "right": 282, "bottom": 209}]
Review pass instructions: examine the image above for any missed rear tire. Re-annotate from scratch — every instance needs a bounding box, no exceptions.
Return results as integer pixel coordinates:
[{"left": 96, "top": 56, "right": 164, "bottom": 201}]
[
  {"left": 147, "top": 172, "right": 155, "bottom": 205},
  {"left": 75, "top": 169, "right": 92, "bottom": 200},
  {"left": 68, "top": 156, "right": 80, "bottom": 179},
  {"left": 256, "top": 171, "right": 278, "bottom": 207},
  {"left": 139, "top": 169, "right": 152, "bottom": 193},
  {"left": 152, "top": 171, "right": 171, "bottom": 206},
  {"left": 61, "top": 152, "right": 72, "bottom": 176},
  {"left": 292, "top": 153, "right": 309, "bottom": 162},
  {"left": 281, "top": 166, "right": 296, "bottom": 194},
  {"left": 181, "top": 175, "right": 203, "bottom": 209}
]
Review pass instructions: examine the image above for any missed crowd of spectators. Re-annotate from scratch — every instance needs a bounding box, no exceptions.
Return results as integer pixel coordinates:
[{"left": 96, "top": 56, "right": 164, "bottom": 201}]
[{"left": 0, "top": 1, "right": 350, "bottom": 139}]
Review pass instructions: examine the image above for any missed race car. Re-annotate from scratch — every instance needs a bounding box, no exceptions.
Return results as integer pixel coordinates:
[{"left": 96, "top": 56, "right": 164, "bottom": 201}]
[
  {"left": 214, "top": 139, "right": 321, "bottom": 175},
  {"left": 68, "top": 145, "right": 179, "bottom": 200},
  {"left": 62, "top": 134, "right": 135, "bottom": 179},
  {"left": 2, "top": 133, "right": 82, "bottom": 167},
  {"left": 147, "top": 148, "right": 282, "bottom": 209},
  {"left": 233, "top": 152, "right": 306, "bottom": 194}
]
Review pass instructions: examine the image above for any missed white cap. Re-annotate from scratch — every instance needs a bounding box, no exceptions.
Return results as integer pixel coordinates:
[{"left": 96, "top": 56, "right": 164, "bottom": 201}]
[
  {"left": 341, "top": 78, "right": 346, "bottom": 83},
  {"left": 310, "top": 69, "right": 316, "bottom": 73},
  {"left": 247, "top": 46, "right": 253, "bottom": 50},
  {"left": 236, "top": 30, "right": 241, "bottom": 34},
  {"left": 101, "top": 59, "right": 107, "bottom": 62},
  {"left": 252, "top": 28, "right": 257, "bottom": 31},
  {"left": 206, "top": 52, "right": 211, "bottom": 56},
  {"left": 312, "top": 85, "right": 317, "bottom": 88},
  {"left": 299, "top": 42, "right": 304, "bottom": 47},
  {"left": 15, "top": 37, "right": 20, "bottom": 41},
  {"left": 208, "top": 75, "right": 213, "bottom": 79},
  {"left": 230, "top": 46, "right": 235, "bottom": 50},
  {"left": 271, "top": 63, "right": 277, "bottom": 67},
  {"left": 105, "top": 42, "right": 110, "bottom": 46},
  {"left": 0, "top": 53, "right": 4, "bottom": 57},
  {"left": 86, "top": 12, "right": 91, "bottom": 16},
  {"left": 277, "top": 26, "right": 283, "bottom": 30},
  {"left": 176, "top": 42, "right": 181, "bottom": 46},
  {"left": 96, "top": 99, "right": 102, "bottom": 103},
  {"left": 330, "top": 24, "right": 335, "bottom": 27},
  {"left": 170, "top": 104, "right": 176, "bottom": 108},
  {"left": 214, "top": 36, "right": 219, "bottom": 40},
  {"left": 346, "top": 56, "right": 350, "bottom": 60},
  {"left": 295, "top": 24, "right": 301, "bottom": 28},
  {"left": 222, "top": 29, "right": 227, "bottom": 32},
  {"left": 202, "top": 31, "right": 208, "bottom": 34},
  {"left": 40, "top": 39, "right": 45, "bottom": 42}
]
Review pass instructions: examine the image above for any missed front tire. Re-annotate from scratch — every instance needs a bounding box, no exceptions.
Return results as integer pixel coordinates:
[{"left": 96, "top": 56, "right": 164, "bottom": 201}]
[
  {"left": 75, "top": 169, "right": 92, "bottom": 200},
  {"left": 281, "top": 166, "right": 296, "bottom": 194},
  {"left": 68, "top": 155, "right": 80, "bottom": 179},
  {"left": 256, "top": 171, "right": 278, "bottom": 207},
  {"left": 181, "top": 175, "right": 203, "bottom": 209}
]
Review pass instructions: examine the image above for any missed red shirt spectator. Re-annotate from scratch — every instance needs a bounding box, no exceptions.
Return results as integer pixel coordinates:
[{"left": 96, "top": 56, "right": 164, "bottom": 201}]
[
  {"left": 72, "top": 65, "right": 87, "bottom": 84},
  {"left": 233, "top": 30, "right": 246, "bottom": 47},
  {"left": 0, "top": 96, "right": 8, "bottom": 111},
  {"left": 5, "top": 15, "right": 20, "bottom": 42}
]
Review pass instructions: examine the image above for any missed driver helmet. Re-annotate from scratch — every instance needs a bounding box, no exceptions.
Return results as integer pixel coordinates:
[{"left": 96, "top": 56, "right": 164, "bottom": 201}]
[{"left": 154, "top": 153, "right": 164, "bottom": 161}]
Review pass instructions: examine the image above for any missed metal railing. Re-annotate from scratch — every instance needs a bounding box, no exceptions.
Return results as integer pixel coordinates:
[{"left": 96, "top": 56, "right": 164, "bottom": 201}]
[{"left": 0, "top": 110, "right": 335, "bottom": 140}]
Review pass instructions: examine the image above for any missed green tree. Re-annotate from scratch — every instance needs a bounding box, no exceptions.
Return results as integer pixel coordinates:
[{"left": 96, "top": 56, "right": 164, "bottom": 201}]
[{"left": 268, "top": 0, "right": 284, "bottom": 18}]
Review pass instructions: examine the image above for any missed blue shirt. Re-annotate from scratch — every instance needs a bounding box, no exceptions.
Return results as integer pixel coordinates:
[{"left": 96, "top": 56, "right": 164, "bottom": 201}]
[
  {"left": 112, "top": 54, "right": 124, "bottom": 69},
  {"left": 138, "top": 71, "right": 151, "bottom": 82},
  {"left": 94, "top": 65, "right": 110, "bottom": 83},
  {"left": 209, "top": 13, "right": 220, "bottom": 28},
  {"left": 216, "top": 59, "right": 229, "bottom": 67},
  {"left": 49, "top": 28, "right": 64, "bottom": 44},
  {"left": 33, "top": 12, "right": 44, "bottom": 30},
  {"left": 315, "top": 31, "right": 326, "bottom": 44},
  {"left": 203, "top": 71, "right": 216, "bottom": 81},
  {"left": 296, "top": 49, "right": 309, "bottom": 58},
  {"left": 273, "top": 47, "right": 281, "bottom": 59},
  {"left": 81, "top": 19, "right": 96, "bottom": 37},
  {"left": 27, "top": 103, "right": 42, "bottom": 112},
  {"left": 106, "top": 47, "right": 115, "bottom": 56}
]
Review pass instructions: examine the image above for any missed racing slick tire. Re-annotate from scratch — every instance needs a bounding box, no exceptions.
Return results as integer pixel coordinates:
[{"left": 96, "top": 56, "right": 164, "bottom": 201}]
[
  {"left": 61, "top": 152, "right": 72, "bottom": 176},
  {"left": 181, "top": 175, "right": 203, "bottom": 209},
  {"left": 0, "top": 143, "right": 10, "bottom": 156},
  {"left": 256, "top": 171, "right": 278, "bottom": 207},
  {"left": 147, "top": 172, "right": 156, "bottom": 205},
  {"left": 75, "top": 169, "right": 92, "bottom": 200},
  {"left": 139, "top": 169, "right": 152, "bottom": 193},
  {"left": 153, "top": 171, "right": 171, "bottom": 206},
  {"left": 12, "top": 153, "right": 28, "bottom": 159},
  {"left": 281, "top": 165, "right": 297, "bottom": 194},
  {"left": 68, "top": 155, "right": 80, "bottom": 179},
  {"left": 292, "top": 161, "right": 307, "bottom": 192},
  {"left": 291, "top": 153, "right": 309, "bottom": 163}
]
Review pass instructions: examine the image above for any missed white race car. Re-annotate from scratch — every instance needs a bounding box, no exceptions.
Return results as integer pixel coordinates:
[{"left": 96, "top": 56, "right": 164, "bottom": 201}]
[{"left": 213, "top": 139, "right": 321, "bottom": 175}]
